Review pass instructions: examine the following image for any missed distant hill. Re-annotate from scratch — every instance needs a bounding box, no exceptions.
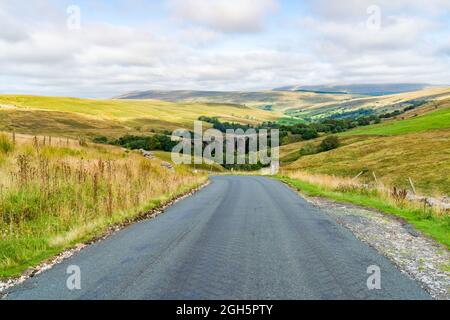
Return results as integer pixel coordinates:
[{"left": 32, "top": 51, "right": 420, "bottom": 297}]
[
  {"left": 114, "top": 90, "right": 357, "bottom": 112},
  {"left": 285, "top": 87, "right": 450, "bottom": 121},
  {"left": 280, "top": 98, "right": 450, "bottom": 195},
  {"left": 0, "top": 95, "right": 279, "bottom": 138},
  {"left": 274, "top": 83, "right": 430, "bottom": 96},
  {"left": 115, "top": 90, "right": 307, "bottom": 104},
  {"left": 116, "top": 90, "right": 232, "bottom": 100},
  {"left": 115, "top": 86, "right": 450, "bottom": 119}
]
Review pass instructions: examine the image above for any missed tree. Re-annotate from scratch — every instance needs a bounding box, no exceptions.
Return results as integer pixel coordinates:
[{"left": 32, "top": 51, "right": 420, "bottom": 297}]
[
  {"left": 319, "top": 136, "right": 340, "bottom": 152},
  {"left": 301, "top": 129, "right": 319, "bottom": 140}
]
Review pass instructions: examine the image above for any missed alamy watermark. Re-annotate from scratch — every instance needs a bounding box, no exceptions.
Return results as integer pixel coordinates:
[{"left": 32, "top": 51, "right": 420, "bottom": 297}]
[
  {"left": 66, "top": 265, "right": 81, "bottom": 290},
  {"left": 366, "top": 5, "right": 381, "bottom": 32},
  {"left": 67, "top": 5, "right": 81, "bottom": 30},
  {"left": 170, "top": 121, "right": 280, "bottom": 174},
  {"left": 367, "top": 265, "right": 381, "bottom": 290}
]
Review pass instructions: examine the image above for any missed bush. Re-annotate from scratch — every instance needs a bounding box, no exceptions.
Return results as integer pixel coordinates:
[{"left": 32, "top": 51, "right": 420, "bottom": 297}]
[
  {"left": 301, "top": 129, "right": 319, "bottom": 140},
  {"left": 114, "top": 135, "right": 149, "bottom": 150},
  {"left": 93, "top": 136, "right": 108, "bottom": 144},
  {"left": 299, "top": 143, "right": 318, "bottom": 156},
  {"left": 0, "top": 134, "right": 14, "bottom": 154},
  {"left": 113, "top": 134, "right": 177, "bottom": 152},
  {"left": 319, "top": 136, "right": 340, "bottom": 152}
]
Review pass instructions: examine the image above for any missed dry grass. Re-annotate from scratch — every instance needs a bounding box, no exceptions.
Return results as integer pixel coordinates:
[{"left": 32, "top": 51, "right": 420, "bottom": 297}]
[
  {"left": 279, "top": 170, "right": 450, "bottom": 247},
  {"left": 282, "top": 170, "right": 448, "bottom": 218},
  {"left": 0, "top": 132, "right": 207, "bottom": 278},
  {"left": 284, "top": 170, "right": 361, "bottom": 190},
  {"left": 285, "top": 129, "right": 450, "bottom": 196},
  {"left": 0, "top": 95, "right": 280, "bottom": 139}
]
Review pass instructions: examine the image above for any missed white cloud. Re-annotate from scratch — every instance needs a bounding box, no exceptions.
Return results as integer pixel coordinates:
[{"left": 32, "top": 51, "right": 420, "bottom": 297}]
[
  {"left": 168, "top": 0, "right": 278, "bottom": 33},
  {"left": 0, "top": 0, "right": 448, "bottom": 97},
  {"left": 293, "top": 0, "right": 450, "bottom": 85},
  {"left": 300, "top": 15, "right": 433, "bottom": 54},
  {"left": 305, "top": 0, "right": 450, "bottom": 20},
  {"left": 0, "top": 9, "right": 29, "bottom": 42}
]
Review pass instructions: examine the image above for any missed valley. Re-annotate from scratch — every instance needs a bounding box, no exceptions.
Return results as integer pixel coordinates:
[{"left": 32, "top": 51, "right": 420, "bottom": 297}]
[
  {"left": 2, "top": 0, "right": 449, "bottom": 303},
  {"left": 1, "top": 85, "right": 449, "bottom": 293}
]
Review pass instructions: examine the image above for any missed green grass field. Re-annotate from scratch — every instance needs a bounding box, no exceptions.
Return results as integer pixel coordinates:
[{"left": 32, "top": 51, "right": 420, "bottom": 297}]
[
  {"left": 341, "top": 105, "right": 450, "bottom": 136},
  {"left": 282, "top": 100, "right": 450, "bottom": 195}
]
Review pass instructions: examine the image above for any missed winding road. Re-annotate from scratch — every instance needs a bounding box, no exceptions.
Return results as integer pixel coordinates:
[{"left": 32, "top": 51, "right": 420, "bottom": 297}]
[{"left": 5, "top": 176, "right": 430, "bottom": 300}]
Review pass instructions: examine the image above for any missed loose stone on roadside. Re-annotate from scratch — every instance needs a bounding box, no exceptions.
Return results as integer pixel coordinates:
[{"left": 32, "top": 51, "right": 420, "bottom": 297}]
[{"left": 307, "top": 196, "right": 450, "bottom": 300}]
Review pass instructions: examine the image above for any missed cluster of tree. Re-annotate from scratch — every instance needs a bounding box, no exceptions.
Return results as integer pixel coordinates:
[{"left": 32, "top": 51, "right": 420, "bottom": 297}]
[
  {"left": 288, "top": 124, "right": 319, "bottom": 140},
  {"left": 379, "top": 110, "right": 403, "bottom": 119},
  {"left": 95, "top": 134, "right": 177, "bottom": 152},
  {"left": 92, "top": 136, "right": 109, "bottom": 144},
  {"left": 222, "top": 162, "right": 266, "bottom": 171},
  {"left": 279, "top": 115, "right": 380, "bottom": 138},
  {"left": 198, "top": 116, "right": 253, "bottom": 132},
  {"left": 325, "top": 108, "right": 374, "bottom": 120},
  {"left": 258, "top": 105, "right": 273, "bottom": 111},
  {"left": 198, "top": 114, "right": 380, "bottom": 145},
  {"left": 380, "top": 100, "right": 427, "bottom": 119}
]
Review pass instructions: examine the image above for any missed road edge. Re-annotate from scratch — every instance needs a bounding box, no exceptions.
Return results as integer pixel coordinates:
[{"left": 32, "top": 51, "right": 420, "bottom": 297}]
[
  {"left": 278, "top": 177, "right": 449, "bottom": 300},
  {"left": 0, "top": 179, "right": 211, "bottom": 297}
]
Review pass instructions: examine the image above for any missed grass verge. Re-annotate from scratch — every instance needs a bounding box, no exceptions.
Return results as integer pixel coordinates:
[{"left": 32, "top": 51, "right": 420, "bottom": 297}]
[
  {"left": 277, "top": 175, "right": 449, "bottom": 248},
  {"left": 0, "top": 133, "right": 207, "bottom": 279}
]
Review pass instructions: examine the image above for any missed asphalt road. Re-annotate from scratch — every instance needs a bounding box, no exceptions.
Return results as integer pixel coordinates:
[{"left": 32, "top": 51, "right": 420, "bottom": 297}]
[{"left": 5, "top": 176, "right": 430, "bottom": 300}]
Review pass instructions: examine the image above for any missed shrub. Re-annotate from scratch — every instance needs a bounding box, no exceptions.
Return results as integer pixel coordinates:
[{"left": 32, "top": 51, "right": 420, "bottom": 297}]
[
  {"left": 0, "top": 134, "right": 14, "bottom": 154},
  {"left": 113, "top": 134, "right": 177, "bottom": 152},
  {"left": 391, "top": 186, "right": 408, "bottom": 206},
  {"left": 148, "top": 134, "right": 176, "bottom": 152},
  {"left": 301, "top": 129, "right": 319, "bottom": 140},
  {"left": 93, "top": 136, "right": 108, "bottom": 144},
  {"left": 319, "top": 136, "right": 340, "bottom": 152},
  {"left": 299, "top": 143, "right": 318, "bottom": 156}
]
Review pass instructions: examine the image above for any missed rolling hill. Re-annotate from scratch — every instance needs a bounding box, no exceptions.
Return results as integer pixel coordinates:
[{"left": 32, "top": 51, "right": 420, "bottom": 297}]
[
  {"left": 285, "top": 87, "right": 450, "bottom": 121},
  {"left": 116, "top": 86, "right": 450, "bottom": 123},
  {"left": 0, "top": 95, "right": 280, "bottom": 139},
  {"left": 281, "top": 99, "right": 450, "bottom": 195},
  {"left": 275, "top": 83, "right": 429, "bottom": 95},
  {"left": 2, "top": 90, "right": 449, "bottom": 196},
  {"left": 115, "top": 89, "right": 357, "bottom": 112}
]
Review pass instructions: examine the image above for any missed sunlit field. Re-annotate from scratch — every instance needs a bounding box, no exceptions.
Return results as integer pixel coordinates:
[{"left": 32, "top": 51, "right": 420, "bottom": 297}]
[{"left": 0, "top": 133, "right": 206, "bottom": 278}]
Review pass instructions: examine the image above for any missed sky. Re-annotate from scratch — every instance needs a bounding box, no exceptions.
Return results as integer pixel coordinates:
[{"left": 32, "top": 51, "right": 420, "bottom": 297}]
[{"left": 0, "top": 0, "right": 449, "bottom": 98}]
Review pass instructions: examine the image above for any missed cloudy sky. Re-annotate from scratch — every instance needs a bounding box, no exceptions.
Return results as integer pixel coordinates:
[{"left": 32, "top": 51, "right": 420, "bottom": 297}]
[{"left": 0, "top": 0, "right": 449, "bottom": 97}]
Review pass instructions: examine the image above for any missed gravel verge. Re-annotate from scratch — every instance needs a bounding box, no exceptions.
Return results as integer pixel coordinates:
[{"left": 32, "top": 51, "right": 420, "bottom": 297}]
[{"left": 307, "top": 196, "right": 449, "bottom": 300}]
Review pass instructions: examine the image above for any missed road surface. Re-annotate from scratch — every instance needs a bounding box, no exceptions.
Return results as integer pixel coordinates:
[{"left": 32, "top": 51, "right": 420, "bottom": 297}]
[{"left": 5, "top": 176, "right": 430, "bottom": 300}]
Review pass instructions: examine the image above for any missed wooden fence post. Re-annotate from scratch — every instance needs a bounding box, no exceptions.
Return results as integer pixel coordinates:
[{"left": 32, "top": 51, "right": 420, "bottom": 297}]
[
  {"left": 408, "top": 177, "right": 417, "bottom": 195},
  {"left": 353, "top": 171, "right": 364, "bottom": 180}
]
